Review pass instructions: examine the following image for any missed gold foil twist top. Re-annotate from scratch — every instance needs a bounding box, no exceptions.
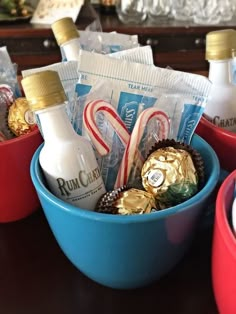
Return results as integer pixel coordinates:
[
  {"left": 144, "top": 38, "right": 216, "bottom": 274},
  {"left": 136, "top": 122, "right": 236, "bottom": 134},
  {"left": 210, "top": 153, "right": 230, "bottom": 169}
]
[
  {"left": 142, "top": 146, "right": 198, "bottom": 209},
  {"left": 114, "top": 188, "right": 157, "bottom": 215},
  {"left": 96, "top": 186, "right": 157, "bottom": 215},
  {"left": 51, "top": 17, "right": 79, "bottom": 46},
  {"left": 21, "top": 71, "right": 67, "bottom": 111},
  {"left": 206, "top": 29, "right": 236, "bottom": 60}
]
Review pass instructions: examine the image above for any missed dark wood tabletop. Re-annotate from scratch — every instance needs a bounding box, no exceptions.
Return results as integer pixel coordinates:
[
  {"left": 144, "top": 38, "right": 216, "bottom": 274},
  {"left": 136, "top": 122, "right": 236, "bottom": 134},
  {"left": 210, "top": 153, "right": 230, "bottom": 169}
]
[{"left": 0, "top": 209, "right": 219, "bottom": 314}]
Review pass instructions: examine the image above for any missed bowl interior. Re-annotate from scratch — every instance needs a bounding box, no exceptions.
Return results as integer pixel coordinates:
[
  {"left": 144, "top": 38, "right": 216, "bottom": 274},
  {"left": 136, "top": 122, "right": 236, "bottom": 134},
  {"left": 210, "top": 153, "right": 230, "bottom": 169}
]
[
  {"left": 212, "top": 170, "right": 236, "bottom": 313},
  {"left": 196, "top": 117, "right": 236, "bottom": 172},
  {"left": 31, "top": 133, "right": 220, "bottom": 222},
  {"left": 215, "top": 170, "right": 236, "bottom": 259}
]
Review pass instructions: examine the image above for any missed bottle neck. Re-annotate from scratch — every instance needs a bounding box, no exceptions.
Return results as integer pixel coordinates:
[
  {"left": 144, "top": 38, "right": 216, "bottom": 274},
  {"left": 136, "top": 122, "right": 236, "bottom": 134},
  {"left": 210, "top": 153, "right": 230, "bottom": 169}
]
[
  {"left": 36, "top": 103, "right": 76, "bottom": 142},
  {"left": 208, "top": 58, "right": 233, "bottom": 84},
  {"left": 62, "top": 38, "right": 80, "bottom": 61}
]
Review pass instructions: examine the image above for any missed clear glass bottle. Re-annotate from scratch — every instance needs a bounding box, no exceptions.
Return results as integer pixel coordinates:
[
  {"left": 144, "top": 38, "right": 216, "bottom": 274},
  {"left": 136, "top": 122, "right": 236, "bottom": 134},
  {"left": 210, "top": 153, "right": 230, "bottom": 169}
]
[
  {"left": 193, "top": 0, "right": 221, "bottom": 25},
  {"left": 51, "top": 17, "right": 81, "bottom": 61},
  {"left": 204, "top": 29, "right": 236, "bottom": 133},
  {"left": 147, "top": 0, "right": 172, "bottom": 20},
  {"left": 171, "top": 0, "right": 194, "bottom": 21},
  {"left": 218, "top": 0, "right": 234, "bottom": 21},
  {"left": 21, "top": 70, "right": 106, "bottom": 210},
  {"left": 116, "top": 0, "right": 147, "bottom": 24}
]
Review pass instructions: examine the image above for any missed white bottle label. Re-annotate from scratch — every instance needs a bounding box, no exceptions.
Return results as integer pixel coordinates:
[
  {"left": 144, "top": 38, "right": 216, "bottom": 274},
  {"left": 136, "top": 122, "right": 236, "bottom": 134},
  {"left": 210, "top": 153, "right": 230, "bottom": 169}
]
[
  {"left": 44, "top": 164, "right": 106, "bottom": 210},
  {"left": 206, "top": 60, "right": 236, "bottom": 132}
]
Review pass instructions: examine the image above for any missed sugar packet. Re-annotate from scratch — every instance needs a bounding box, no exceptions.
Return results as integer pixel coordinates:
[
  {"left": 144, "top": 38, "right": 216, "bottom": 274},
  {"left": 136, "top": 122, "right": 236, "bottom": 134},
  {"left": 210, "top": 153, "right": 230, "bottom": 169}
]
[
  {"left": 72, "top": 50, "right": 211, "bottom": 189},
  {"left": 74, "top": 49, "right": 211, "bottom": 143}
]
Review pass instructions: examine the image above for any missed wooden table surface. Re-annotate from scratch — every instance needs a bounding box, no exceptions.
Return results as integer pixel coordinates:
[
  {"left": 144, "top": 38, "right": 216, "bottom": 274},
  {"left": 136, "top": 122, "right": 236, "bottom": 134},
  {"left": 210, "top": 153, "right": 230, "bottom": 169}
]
[{"left": 0, "top": 209, "right": 219, "bottom": 314}]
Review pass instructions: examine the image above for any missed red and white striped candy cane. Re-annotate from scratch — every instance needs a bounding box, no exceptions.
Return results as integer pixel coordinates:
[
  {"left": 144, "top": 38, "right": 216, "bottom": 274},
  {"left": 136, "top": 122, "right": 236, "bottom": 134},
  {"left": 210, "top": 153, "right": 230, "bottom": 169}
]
[
  {"left": 83, "top": 99, "right": 131, "bottom": 156},
  {"left": 114, "top": 107, "right": 170, "bottom": 188}
]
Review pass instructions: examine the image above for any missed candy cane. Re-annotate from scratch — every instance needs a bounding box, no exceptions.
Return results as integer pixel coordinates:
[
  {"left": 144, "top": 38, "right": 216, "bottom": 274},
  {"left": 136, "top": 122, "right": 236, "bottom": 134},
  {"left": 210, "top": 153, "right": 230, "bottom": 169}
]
[
  {"left": 83, "top": 99, "right": 132, "bottom": 156},
  {"left": 114, "top": 108, "right": 170, "bottom": 188}
]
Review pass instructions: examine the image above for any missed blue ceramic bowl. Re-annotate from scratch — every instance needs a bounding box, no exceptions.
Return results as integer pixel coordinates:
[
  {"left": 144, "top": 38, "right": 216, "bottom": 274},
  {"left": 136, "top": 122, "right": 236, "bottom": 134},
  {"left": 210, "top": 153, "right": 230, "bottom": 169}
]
[{"left": 30, "top": 134, "right": 220, "bottom": 289}]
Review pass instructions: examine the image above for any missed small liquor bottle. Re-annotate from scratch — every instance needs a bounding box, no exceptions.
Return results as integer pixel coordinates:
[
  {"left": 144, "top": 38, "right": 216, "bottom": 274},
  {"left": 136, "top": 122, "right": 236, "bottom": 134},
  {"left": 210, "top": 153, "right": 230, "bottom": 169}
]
[
  {"left": 51, "top": 17, "right": 81, "bottom": 61},
  {"left": 205, "top": 29, "right": 236, "bottom": 132},
  {"left": 21, "top": 70, "right": 106, "bottom": 210}
]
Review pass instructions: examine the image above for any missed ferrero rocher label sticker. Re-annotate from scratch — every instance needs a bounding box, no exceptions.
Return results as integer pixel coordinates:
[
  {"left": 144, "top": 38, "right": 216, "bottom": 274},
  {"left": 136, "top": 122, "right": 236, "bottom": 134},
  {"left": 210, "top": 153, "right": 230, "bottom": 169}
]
[
  {"left": 146, "top": 169, "right": 164, "bottom": 187},
  {"left": 142, "top": 146, "right": 198, "bottom": 208},
  {"left": 8, "top": 97, "right": 36, "bottom": 136},
  {"left": 114, "top": 188, "right": 157, "bottom": 215}
]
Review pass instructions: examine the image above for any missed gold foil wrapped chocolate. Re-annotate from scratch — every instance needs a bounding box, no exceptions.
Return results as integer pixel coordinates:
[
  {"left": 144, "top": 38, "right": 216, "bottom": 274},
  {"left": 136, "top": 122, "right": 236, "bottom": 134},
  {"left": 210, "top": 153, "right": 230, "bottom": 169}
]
[
  {"left": 142, "top": 145, "right": 199, "bottom": 209},
  {"left": 115, "top": 188, "right": 157, "bottom": 215},
  {"left": 8, "top": 97, "right": 36, "bottom": 136},
  {"left": 96, "top": 186, "right": 157, "bottom": 215}
]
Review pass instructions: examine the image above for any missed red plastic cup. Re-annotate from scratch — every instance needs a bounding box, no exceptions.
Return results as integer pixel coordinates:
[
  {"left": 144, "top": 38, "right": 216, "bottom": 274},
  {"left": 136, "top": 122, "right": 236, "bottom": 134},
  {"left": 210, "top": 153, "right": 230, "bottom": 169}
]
[
  {"left": 196, "top": 116, "right": 236, "bottom": 172},
  {"left": 0, "top": 128, "right": 43, "bottom": 223},
  {"left": 212, "top": 170, "right": 236, "bottom": 314}
]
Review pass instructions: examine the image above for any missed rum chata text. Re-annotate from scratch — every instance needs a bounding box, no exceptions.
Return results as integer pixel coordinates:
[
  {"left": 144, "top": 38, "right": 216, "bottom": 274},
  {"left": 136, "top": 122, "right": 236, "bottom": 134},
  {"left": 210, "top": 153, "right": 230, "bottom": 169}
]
[{"left": 57, "top": 167, "right": 101, "bottom": 197}]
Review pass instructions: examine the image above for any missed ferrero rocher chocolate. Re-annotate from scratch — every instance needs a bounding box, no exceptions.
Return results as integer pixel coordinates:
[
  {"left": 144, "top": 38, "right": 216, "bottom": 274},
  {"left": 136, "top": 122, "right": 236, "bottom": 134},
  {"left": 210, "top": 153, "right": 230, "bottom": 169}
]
[
  {"left": 115, "top": 188, "right": 157, "bottom": 215},
  {"left": 96, "top": 186, "right": 157, "bottom": 215},
  {"left": 141, "top": 145, "right": 199, "bottom": 209},
  {"left": 8, "top": 97, "right": 36, "bottom": 136}
]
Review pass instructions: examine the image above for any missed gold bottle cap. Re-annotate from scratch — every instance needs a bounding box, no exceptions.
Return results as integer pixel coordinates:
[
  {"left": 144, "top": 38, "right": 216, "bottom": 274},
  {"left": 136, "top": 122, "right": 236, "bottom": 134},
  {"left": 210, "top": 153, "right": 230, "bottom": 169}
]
[
  {"left": 205, "top": 29, "right": 236, "bottom": 60},
  {"left": 51, "top": 17, "right": 79, "bottom": 46},
  {"left": 21, "top": 70, "right": 67, "bottom": 111},
  {"left": 232, "top": 31, "right": 236, "bottom": 58}
]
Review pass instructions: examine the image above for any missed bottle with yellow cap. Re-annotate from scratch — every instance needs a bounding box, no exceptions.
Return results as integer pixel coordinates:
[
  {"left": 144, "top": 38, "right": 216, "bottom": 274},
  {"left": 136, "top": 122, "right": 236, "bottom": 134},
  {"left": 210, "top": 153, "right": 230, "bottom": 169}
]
[
  {"left": 204, "top": 29, "right": 236, "bottom": 132},
  {"left": 51, "top": 17, "right": 80, "bottom": 61},
  {"left": 231, "top": 33, "right": 236, "bottom": 84},
  {"left": 21, "top": 70, "right": 106, "bottom": 210}
]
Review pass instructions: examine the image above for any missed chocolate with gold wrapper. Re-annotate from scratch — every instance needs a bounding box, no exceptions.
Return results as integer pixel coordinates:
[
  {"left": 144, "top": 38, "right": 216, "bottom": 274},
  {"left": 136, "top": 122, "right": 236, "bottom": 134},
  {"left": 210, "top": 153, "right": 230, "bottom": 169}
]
[
  {"left": 96, "top": 186, "right": 157, "bottom": 215},
  {"left": 141, "top": 139, "right": 204, "bottom": 209},
  {"left": 8, "top": 97, "right": 36, "bottom": 136}
]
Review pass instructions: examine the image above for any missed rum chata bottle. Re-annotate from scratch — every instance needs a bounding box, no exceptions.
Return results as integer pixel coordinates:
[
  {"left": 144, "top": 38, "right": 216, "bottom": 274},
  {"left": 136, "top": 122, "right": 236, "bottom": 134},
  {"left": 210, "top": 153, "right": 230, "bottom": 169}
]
[
  {"left": 21, "top": 70, "right": 106, "bottom": 210},
  {"left": 230, "top": 31, "right": 236, "bottom": 85},
  {"left": 51, "top": 17, "right": 81, "bottom": 61},
  {"left": 204, "top": 29, "right": 236, "bottom": 132}
]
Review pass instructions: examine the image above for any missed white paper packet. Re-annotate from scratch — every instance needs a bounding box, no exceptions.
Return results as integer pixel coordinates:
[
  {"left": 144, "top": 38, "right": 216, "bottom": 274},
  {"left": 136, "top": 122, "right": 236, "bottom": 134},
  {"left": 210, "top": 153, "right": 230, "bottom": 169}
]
[
  {"left": 109, "top": 45, "right": 154, "bottom": 65},
  {"left": 71, "top": 51, "right": 211, "bottom": 189},
  {"left": 22, "top": 45, "right": 154, "bottom": 116},
  {"left": 0, "top": 46, "right": 21, "bottom": 97},
  {"left": 78, "top": 30, "right": 139, "bottom": 54},
  {"left": 74, "top": 50, "right": 211, "bottom": 141}
]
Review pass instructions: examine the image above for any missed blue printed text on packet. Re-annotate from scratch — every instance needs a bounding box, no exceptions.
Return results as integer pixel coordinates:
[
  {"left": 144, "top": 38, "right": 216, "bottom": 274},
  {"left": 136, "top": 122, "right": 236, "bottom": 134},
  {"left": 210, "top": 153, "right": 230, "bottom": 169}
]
[
  {"left": 177, "top": 104, "right": 205, "bottom": 143},
  {"left": 117, "top": 92, "right": 157, "bottom": 132}
]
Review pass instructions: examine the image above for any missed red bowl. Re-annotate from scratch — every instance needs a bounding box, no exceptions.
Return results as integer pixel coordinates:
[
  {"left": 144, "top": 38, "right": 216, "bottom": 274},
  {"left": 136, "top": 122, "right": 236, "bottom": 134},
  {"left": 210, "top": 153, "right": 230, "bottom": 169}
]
[
  {"left": 212, "top": 170, "right": 236, "bottom": 314},
  {"left": 196, "top": 116, "right": 236, "bottom": 172},
  {"left": 0, "top": 128, "right": 43, "bottom": 223}
]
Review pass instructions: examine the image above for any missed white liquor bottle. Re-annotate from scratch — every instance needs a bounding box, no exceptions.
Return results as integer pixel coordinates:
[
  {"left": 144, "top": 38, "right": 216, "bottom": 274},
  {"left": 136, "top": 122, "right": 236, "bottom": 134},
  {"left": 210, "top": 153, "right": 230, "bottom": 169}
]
[
  {"left": 51, "top": 17, "right": 81, "bottom": 61},
  {"left": 22, "top": 70, "right": 106, "bottom": 210},
  {"left": 205, "top": 29, "right": 236, "bottom": 133}
]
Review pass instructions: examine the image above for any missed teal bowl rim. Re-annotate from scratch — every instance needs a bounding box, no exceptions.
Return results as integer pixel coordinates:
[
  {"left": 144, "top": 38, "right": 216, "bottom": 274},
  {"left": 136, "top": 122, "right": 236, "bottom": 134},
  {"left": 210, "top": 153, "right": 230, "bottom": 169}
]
[{"left": 30, "top": 134, "right": 220, "bottom": 225}]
